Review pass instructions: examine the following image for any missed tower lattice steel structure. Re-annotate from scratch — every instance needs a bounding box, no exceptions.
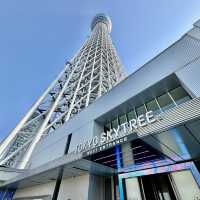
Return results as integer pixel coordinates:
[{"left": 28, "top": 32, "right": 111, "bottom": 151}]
[{"left": 0, "top": 14, "right": 125, "bottom": 169}]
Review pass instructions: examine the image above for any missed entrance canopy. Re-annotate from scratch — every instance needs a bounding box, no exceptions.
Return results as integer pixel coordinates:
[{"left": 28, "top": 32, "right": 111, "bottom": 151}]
[{"left": 1, "top": 154, "right": 115, "bottom": 190}]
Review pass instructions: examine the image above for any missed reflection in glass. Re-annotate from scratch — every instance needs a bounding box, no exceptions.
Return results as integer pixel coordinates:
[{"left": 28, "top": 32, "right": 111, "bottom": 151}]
[
  {"left": 157, "top": 93, "right": 175, "bottom": 111},
  {"left": 127, "top": 110, "right": 136, "bottom": 121},
  {"left": 170, "top": 86, "right": 191, "bottom": 105},
  {"left": 136, "top": 104, "right": 146, "bottom": 116},
  {"left": 154, "top": 125, "right": 200, "bottom": 160},
  {"left": 111, "top": 118, "right": 119, "bottom": 128},
  {"left": 104, "top": 123, "right": 111, "bottom": 132},
  {"left": 185, "top": 119, "right": 200, "bottom": 142},
  {"left": 146, "top": 98, "right": 160, "bottom": 115},
  {"left": 119, "top": 114, "right": 127, "bottom": 125}
]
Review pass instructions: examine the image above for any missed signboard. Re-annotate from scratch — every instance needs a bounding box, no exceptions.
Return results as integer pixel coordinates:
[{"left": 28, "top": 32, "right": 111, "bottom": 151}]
[{"left": 76, "top": 111, "right": 157, "bottom": 156}]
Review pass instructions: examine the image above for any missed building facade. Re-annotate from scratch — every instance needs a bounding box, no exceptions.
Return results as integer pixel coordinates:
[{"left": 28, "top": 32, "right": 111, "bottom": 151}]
[{"left": 0, "top": 14, "right": 200, "bottom": 200}]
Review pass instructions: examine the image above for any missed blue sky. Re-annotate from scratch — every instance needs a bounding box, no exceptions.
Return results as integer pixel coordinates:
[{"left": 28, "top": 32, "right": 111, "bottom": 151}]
[{"left": 0, "top": 0, "right": 200, "bottom": 141}]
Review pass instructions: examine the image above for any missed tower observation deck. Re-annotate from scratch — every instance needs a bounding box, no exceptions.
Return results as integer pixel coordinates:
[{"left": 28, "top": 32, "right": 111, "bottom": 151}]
[{"left": 0, "top": 14, "right": 125, "bottom": 169}]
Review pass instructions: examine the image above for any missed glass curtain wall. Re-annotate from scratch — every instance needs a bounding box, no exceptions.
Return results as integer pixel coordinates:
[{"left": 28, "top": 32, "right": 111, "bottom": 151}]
[{"left": 105, "top": 86, "right": 191, "bottom": 130}]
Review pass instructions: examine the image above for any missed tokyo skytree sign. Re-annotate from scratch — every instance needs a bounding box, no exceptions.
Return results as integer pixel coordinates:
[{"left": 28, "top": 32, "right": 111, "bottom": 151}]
[{"left": 0, "top": 14, "right": 125, "bottom": 169}]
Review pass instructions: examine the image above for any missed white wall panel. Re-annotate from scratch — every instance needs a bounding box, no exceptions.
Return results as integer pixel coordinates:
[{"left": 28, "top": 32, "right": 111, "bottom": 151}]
[
  {"left": 176, "top": 57, "right": 200, "bottom": 97},
  {"left": 187, "top": 27, "right": 200, "bottom": 41},
  {"left": 13, "top": 181, "right": 55, "bottom": 199},
  {"left": 58, "top": 174, "right": 90, "bottom": 200},
  {"left": 125, "top": 178, "right": 142, "bottom": 200},
  {"left": 171, "top": 170, "right": 200, "bottom": 199}
]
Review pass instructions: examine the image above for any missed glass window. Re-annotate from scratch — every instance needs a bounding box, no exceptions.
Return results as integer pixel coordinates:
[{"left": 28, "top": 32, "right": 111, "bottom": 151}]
[
  {"left": 170, "top": 86, "right": 191, "bottom": 105},
  {"left": 157, "top": 93, "right": 175, "bottom": 111},
  {"left": 136, "top": 104, "right": 146, "bottom": 116},
  {"left": 146, "top": 98, "right": 160, "bottom": 114},
  {"left": 127, "top": 110, "right": 136, "bottom": 121},
  {"left": 104, "top": 123, "right": 111, "bottom": 132},
  {"left": 119, "top": 114, "right": 127, "bottom": 125},
  {"left": 111, "top": 118, "right": 119, "bottom": 128}
]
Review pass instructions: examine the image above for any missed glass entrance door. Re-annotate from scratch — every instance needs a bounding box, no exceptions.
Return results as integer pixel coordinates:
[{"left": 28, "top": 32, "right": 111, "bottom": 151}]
[{"left": 124, "top": 173, "right": 177, "bottom": 200}]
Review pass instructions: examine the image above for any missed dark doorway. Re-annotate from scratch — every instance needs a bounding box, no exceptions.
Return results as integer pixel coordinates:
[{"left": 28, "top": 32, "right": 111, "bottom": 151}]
[{"left": 140, "top": 173, "right": 177, "bottom": 200}]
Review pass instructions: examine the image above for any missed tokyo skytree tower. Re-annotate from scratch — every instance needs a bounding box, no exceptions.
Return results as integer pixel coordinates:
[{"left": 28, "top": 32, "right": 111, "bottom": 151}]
[{"left": 0, "top": 14, "right": 125, "bottom": 169}]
